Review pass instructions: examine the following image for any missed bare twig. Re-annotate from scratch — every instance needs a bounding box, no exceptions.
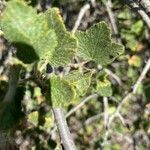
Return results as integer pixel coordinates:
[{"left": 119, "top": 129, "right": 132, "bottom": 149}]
[
  {"left": 52, "top": 108, "right": 76, "bottom": 150},
  {"left": 104, "top": 0, "right": 121, "bottom": 43},
  {"left": 90, "top": 0, "right": 96, "bottom": 7},
  {"left": 98, "top": 65, "right": 122, "bottom": 85},
  {"left": 126, "top": 0, "right": 150, "bottom": 29},
  {"left": 72, "top": 3, "right": 90, "bottom": 33},
  {"left": 108, "top": 57, "right": 150, "bottom": 128},
  {"left": 51, "top": 94, "right": 99, "bottom": 135},
  {"left": 84, "top": 113, "right": 103, "bottom": 126},
  {"left": 104, "top": 68, "right": 122, "bottom": 85}
]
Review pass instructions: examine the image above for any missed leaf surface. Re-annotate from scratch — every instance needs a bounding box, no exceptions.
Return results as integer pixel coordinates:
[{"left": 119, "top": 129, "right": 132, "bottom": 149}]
[
  {"left": 0, "top": 0, "right": 58, "bottom": 63},
  {"left": 96, "top": 78, "right": 112, "bottom": 97},
  {"left": 45, "top": 8, "right": 78, "bottom": 66},
  {"left": 50, "top": 75, "right": 75, "bottom": 107},
  {"left": 0, "top": 1, "right": 77, "bottom": 66},
  {"left": 64, "top": 71, "right": 92, "bottom": 97},
  {"left": 76, "top": 22, "right": 124, "bottom": 66}
]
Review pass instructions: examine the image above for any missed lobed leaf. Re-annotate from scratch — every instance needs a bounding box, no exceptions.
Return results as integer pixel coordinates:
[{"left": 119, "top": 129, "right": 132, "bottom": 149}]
[
  {"left": 76, "top": 22, "right": 124, "bottom": 66},
  {"left": 0, "top": 1, "right": 77, "bottom": 66},
  {"left": 45, "top": 8, "right": 78, "bottom": 66}
]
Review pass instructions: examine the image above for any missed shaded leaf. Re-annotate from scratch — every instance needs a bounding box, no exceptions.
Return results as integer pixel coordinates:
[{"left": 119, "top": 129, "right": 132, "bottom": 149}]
[
  {"left": 0, "top": 0, "right": 57, "bottom": 63},
  {"left": 76, "top": 22, "right": 124, "bottom": 66}
]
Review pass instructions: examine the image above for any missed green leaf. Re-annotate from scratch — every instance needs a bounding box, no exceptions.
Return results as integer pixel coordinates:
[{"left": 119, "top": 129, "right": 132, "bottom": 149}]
[
  {"left": 45, "top": 8, "right": 78, "bottom": 66},
  {"left": 50, "top": 75, "right": 75, "bottom": 107},
  {"left": 76, "top": 22, "right": 124, "bottom": 66},
  {"left": 64, "top": 71, "right": 92, "bottom": 97},
  {"left": 0, "top": 0, "right": 57, "bottom": 63},
  {"left": 96, "top": 78, "right": 112, "bottom": 97}
]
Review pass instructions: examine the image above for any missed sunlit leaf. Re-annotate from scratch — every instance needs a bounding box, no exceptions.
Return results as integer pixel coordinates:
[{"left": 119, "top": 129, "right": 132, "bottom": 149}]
[
  {"left": 76, "top": 22, "right": 124, "bottom": 66},
  {"left": 45, "top": 8, "right": 78, "bottom": 66}
]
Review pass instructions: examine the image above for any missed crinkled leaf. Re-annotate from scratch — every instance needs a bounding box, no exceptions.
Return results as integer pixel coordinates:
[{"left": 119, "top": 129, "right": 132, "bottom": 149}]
[
  {"left": 96, "top": 79, "right": 112, "bottom": 97},
  {"left": 50, "top": 75, "right": 75, "bottom": 107},
  {"left": 76, "top": 22, "right": 124, "bottom": 66},
  {"left": 64, "top": 71, "right": 92, "bottom": 97},
  {"left": 45, "top": 8, "right": 78, "bottom": 66},
  {"left": 0, "top": 0, "right": 57, "bottom": 63}
]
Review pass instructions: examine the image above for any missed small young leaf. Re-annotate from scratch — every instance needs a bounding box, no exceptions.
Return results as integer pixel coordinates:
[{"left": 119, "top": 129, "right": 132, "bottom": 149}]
[
  {"left": 64, "top": 71, "right": 92, "bottom": 97},
  {"left": 96, "top": 79, "right": 112, "bottom": 97},
  {"left": 76, "top": 22, "right": 124, "bottom": 66}
]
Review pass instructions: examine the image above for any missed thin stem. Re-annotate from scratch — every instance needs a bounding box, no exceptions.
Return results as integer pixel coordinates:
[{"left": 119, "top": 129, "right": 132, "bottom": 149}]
[
  {"left": 66, "top": 94, "right": 98, "bottom": 118},
  {"left": 72, "top": 3, "right": 90, "bottom": 33},
  {"left": 139, "top": 0, "right": 150, "bottom": 13},
  {"left": 52, "top": 108, "right": 76, "bottom": 150},
  {"left": 104, "top": 0, "right": 121, "bottom": 43},
  {"left": 103, "top": 97, "right": 109, "bottom": 129},
  {"left": 133, "top": 58, "right": 150, "bottom": 94}
]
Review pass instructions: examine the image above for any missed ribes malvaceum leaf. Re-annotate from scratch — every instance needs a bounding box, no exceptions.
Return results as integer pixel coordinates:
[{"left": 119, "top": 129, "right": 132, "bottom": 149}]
[
  {"left": 45, "top": 8, "right": 78, "bottom": 66},
  {"left": 76, "top": 22, "right": 124, "bottom": 66},
  {"left": 0, "top": 0, "right": 77, "bottom": 66},
  {"left": 49, "top": 75, "right": 75, "bottom": 107},
  {"left": 0, "top": 0, "right": 57, "bottom": 63},
  {"left": 96, "top": 78, "right": 112, "bottom": 97},
  {"left": 64, "top": 71, "right": 92, "bottom": 97}
]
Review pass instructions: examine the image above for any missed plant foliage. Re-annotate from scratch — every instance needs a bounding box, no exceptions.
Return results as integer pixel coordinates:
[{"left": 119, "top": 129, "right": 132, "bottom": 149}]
[{"left": 76, "top": 22, "right": 124, "bottom": 65}]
